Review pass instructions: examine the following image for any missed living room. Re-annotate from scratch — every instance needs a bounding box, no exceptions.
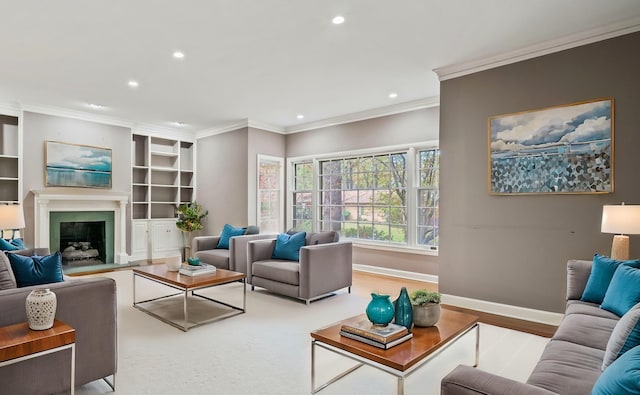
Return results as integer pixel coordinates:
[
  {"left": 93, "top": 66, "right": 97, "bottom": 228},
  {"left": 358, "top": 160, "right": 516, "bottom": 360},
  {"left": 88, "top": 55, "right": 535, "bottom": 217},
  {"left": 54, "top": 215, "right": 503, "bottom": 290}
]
[{"left": 2, "top": 2, "right": 640, "bottom": 394}]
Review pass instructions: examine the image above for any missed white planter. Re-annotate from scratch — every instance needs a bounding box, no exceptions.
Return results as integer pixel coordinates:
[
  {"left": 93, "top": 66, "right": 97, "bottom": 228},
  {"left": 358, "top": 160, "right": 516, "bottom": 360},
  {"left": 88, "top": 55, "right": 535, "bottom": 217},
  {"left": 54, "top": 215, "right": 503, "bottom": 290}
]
[
  {"left": 412, "top": 303, "right": 441, "bottom": 327},
  {"left": 26, "top": 288, "right": 57, "bottom": 330}
]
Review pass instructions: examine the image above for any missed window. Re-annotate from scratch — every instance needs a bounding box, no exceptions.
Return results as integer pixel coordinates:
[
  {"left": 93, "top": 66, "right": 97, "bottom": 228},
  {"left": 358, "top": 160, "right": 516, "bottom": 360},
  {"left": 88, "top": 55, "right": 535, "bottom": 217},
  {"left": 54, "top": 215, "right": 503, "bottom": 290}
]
[
  {"left": 417, "top": 149, "right": 440, "bottom": 249},
  {"left": 289, "top": 144, "right": 439, "bottom": 251},
  {"left": 257, "top": 155, "right": 284, "bottom": 234}
]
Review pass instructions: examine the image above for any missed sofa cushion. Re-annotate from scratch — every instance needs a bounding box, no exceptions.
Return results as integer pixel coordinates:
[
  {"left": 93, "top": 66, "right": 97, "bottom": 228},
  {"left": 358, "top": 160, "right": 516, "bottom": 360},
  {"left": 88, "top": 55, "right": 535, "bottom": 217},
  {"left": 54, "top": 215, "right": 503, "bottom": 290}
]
[
  {"left": 601, "top": 265, "right": 640, "bottom": 317},
  {"left": 0, "top": 252, "right": 17, "bottom": 290},
  {"left": 581, "top": 254, "right": 640, "bottom": 304},
  {"left": 566, "top": 300, "right": 620, "bottom": 320},
  {"left": 526, "top": 340, "right": 604, "bottom": 395},
  {"left": 194, "top": 249, "right": 230, "bottom": 269},
  {"left": 0, "top": 238, "right": 20, "bottom": 251},
  {"left": 252, "top": 260, "right": 299, "bottom": 286},
  {"left": 272, "top": 232, "right": 306, "bottom": 261},
  {"left": 217, "top": 224, "right": 246, "bottom": 249},
  {"left": 592, "top": 344, "right": 640, "bottom": 395},
  {"left": 245, "top": 225, "right": 259, "bottom": 235},
  {"left": 552, "top": 313, "right": 618, "bottom": 351},
  {"left": 307, "top": 231, "right": 339, "bottom": 245},
  {"left": 8, "top": 251, "right": 64, "bottom": 287},
  {"left": 603, "top": 304, "right": 640, "bottom": 369}
]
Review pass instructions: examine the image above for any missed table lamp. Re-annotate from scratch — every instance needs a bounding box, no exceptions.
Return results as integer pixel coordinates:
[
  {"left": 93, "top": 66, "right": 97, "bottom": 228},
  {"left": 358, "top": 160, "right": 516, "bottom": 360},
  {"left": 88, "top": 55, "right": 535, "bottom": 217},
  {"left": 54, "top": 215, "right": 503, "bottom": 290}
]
[
  {"left": 0, "top": 204, "right": 25, "bottom": 240},
  {"left": 601, "top": 203, "right": 640, "bottom": 260}
]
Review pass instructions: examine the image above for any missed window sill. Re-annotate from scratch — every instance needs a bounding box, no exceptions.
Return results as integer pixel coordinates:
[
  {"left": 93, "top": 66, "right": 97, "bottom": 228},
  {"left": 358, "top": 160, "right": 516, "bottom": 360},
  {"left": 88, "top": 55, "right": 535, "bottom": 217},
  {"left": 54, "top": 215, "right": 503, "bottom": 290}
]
[{"left": 349, "top": 240, "right": 439, "bottom": 256}]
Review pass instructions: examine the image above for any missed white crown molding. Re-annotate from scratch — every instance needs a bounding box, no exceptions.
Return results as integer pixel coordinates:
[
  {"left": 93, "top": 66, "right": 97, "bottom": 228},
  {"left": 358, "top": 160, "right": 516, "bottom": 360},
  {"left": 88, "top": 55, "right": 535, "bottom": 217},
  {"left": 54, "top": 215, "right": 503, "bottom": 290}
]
[
  {"left": 196, "top": 119, "right": 250, "bottom": 140},
  {"left": 352, "top": 263, "right": 439, "bottom": 284},
  {"left": 132, "top": 123, "right": 194, "bottom": 142},
  {"left": 0, "top": 102, "right": 21, "bottom": 117},
  {"left": 434, "top": 16, "right": 640, "bottom": 81},
  {"left": 21, "top": 103, "right": 133, "bottom": 128},
  {"left": 247, "top": 120, "right": 285, "bottom": 134},
  {"left": 285, "top": 96, "right": 440, "bottom": 134}
]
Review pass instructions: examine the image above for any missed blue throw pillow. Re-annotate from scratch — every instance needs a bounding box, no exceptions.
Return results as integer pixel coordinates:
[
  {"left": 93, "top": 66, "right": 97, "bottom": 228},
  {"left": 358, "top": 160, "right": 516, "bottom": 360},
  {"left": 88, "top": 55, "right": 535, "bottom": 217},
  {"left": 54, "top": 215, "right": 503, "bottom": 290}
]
[
  {"left": 601, "top": 265, "right": 640, "bottom": 317},
  {"left": 582, "top": 254, "right": 640, "bottom": 304},
  {"left": 216, "top": 224, "right": 246, "bottom": 249},
  {"left": 0, "top": 238, "right": 19, "bottom": 251},
  {"left": 272, "top": 232, "right": 306, "bottom": 261},
  {"left": 603, "top": 304, "right": 640, "bottom": 369},
  {"left": 7, "top": 252, "right": 64, "bottom": 287},
  {"left": 10, "top": 238, "right": 25, "bottom": 249},
  {"left": 591, "top": 345, "right": 640, "bottom": 395}
]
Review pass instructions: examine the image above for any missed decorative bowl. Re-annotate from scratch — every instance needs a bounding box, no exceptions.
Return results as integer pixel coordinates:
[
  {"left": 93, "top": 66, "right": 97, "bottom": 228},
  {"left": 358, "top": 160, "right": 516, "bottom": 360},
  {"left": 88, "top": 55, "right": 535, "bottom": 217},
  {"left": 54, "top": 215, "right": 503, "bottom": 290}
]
[{"left": 187, "top": 257, "right": 201, "bottom": 266}]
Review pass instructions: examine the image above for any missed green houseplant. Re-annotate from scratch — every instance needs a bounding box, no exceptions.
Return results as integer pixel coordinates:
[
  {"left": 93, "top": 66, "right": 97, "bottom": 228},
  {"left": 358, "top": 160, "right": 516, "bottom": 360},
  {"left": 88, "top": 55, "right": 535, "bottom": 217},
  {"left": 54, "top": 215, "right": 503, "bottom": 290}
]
[
  {"left": 410, "top": 289, "right": 441, "bottom": 327},
  {"left": 176, "top": 202, "right": 208, "bottom": 260}
]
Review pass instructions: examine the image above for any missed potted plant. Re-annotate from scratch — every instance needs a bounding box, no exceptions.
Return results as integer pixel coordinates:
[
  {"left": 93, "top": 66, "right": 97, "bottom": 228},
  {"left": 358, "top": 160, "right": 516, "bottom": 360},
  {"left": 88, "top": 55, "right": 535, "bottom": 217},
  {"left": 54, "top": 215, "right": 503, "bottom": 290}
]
[
  {"left": 176, "top": 202, "right": 208, "bottom": 261},
  {"left": 410, "top": 289, "right": 441, "bottom": 327}
]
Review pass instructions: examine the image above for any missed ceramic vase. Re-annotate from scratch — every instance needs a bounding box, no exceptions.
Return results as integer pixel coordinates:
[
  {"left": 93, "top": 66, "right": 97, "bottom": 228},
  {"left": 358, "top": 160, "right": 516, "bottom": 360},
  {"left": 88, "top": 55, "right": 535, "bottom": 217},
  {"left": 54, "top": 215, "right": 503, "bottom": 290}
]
[
  {"left": 366, "top": 293, "right": 395, "bottom": 326},
  {"left": 165, "top": 255, "right": 182, "bottom": 271},
  {"left": 394, "top": 287, "right": 413, "bottom": 331},
  {"left": 412, "top": 303, "right": 441, "bottom": 327},
  {"left": 26, "top": 288, "right": 57, "bottom": 330}
]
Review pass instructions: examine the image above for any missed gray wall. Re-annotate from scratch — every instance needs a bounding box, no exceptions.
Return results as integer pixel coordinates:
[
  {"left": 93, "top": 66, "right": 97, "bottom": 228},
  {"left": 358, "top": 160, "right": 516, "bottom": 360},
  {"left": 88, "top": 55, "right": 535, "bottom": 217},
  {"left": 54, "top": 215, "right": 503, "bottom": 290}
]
[
  {"left": 439, "top": 32, "right": 640, "bottom": 313},
  {"left": 196, "top": 128, "right": 249, "bottom": 235},
  {"left": 21, "top": 112, "right": 131, "bottom": 251},
  {"left": 287, "top": 107, "right": 440, "bottom": 275}
]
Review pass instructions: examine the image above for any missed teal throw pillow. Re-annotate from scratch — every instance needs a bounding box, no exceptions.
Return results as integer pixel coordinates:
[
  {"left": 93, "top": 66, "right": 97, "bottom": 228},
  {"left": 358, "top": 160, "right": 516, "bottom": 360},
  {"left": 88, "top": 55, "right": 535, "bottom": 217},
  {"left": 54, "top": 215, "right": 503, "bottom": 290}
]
[
  {"left": 216, "top": 224, "right": 246, "bottom": 249},
  {"left": 601, "top": 265, "right": 640, "bottom": 317},
  {"left": 10, "top": 238, "right": 25, "bottom": 249},
  {"left": 582, "top": 254, "right": 640, "bottom": 304},
  {"left": 272, "top": 232, "right": 306, "bottom": 261},
  {"left": 0, "top": 238, "right": 19, "bottom": 251},
  {"left": 603, "top": 304, "right": 640, "bottom": 370},
  {"left": 591, "top": 345, "right": 640, "bottom": 395},
  {"left": 8, "top": 252, "right": 64, "bottom": 288}
]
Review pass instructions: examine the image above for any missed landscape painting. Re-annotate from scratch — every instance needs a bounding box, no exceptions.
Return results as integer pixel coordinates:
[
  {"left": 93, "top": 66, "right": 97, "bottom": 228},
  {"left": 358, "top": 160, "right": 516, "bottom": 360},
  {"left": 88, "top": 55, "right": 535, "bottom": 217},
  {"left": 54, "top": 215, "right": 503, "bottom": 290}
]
[
  {"left": 46, "top": 141, "right": 112, "bottom": 188},
  {"left": 489, "top": 98, "right": 613, "bottom": 194}
]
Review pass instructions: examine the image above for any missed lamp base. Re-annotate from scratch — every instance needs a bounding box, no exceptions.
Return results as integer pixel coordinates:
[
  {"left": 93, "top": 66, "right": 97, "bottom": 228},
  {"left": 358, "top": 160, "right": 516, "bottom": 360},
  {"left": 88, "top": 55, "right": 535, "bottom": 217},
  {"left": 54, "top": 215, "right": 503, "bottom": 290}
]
[{"left": 611, "top": 235, "right": 630, "bottom": 260}]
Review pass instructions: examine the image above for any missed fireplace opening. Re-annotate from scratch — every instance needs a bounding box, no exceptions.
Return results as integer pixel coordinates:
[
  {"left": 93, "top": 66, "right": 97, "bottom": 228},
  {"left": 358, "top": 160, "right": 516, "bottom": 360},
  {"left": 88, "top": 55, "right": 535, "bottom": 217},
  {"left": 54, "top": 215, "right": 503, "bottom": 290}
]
[{"left": 59, "top": 221, "right": 106, "bottom": 266}]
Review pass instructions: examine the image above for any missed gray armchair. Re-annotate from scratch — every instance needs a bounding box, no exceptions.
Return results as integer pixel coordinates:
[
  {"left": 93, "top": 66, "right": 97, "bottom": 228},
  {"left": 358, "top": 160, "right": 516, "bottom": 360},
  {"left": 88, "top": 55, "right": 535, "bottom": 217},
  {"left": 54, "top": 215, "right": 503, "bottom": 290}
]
[
  {"left": 191, "top": 226, "right": 275, "bottom": 276},
  {"left": 247, "top": 231, "right": 352, "bottom": 304}
]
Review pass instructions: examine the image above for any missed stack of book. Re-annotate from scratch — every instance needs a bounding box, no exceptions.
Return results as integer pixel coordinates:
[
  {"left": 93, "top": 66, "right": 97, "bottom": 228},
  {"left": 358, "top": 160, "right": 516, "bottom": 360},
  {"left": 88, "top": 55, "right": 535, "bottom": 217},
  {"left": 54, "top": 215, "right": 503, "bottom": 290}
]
[
  {"left": 340, "top": 319, "right": 412, "bottom": 349},
  {"left": 178, "top": 263, "right": 217, "bottom": 277}
]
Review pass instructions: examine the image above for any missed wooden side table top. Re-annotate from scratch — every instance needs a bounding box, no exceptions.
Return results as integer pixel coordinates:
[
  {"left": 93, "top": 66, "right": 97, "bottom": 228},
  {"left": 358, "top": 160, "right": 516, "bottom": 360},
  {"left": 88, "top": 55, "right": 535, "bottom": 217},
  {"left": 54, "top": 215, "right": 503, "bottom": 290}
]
[
  {"left": 134, "top": 264, "right": 245, "bottom": 289},
  {"left": 311, "top": 309, "right": 478, "bottom": 371},
  {"left": 0, "top": 319, "right": 76, "bottom": 362}
]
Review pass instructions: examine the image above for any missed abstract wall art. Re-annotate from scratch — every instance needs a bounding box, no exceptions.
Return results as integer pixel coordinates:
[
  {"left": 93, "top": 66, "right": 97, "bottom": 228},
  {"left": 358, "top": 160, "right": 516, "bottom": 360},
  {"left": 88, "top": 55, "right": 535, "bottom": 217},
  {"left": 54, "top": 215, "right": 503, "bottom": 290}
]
[
  {"left": 46, "top": 141, "right": 112, "bottom": 188},
  {"left": 489, "top": 98, "right": 613, "bottom": 194}
]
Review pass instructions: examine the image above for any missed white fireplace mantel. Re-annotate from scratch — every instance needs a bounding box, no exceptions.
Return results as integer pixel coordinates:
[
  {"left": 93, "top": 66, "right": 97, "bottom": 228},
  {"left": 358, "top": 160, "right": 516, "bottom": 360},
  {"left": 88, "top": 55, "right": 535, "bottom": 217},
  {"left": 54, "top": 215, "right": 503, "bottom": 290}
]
[{"left": 32, "top": 188, "right": 129, "bottom": 264}]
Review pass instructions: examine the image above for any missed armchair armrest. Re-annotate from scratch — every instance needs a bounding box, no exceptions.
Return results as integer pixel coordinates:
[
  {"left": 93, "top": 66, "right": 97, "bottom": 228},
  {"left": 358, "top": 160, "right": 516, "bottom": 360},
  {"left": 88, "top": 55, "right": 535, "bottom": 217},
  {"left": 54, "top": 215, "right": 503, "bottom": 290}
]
[
  {"left": 230, "top": 233, "right": 277, "bottom": 274},
  {"left": 192, "top": 235, "right": 221, "bottom": 253},
  {"left": 441, "top": 365, "right": 557, "bottom": 395},
  {"left": 566, "top": 259, "right": 592, "bottom": 301},
  {"left": 299, "top": 241, "right": 352, "bottom": 300},
  {"left": 247, "top": 239, "right": 277, "bottom": 283}
]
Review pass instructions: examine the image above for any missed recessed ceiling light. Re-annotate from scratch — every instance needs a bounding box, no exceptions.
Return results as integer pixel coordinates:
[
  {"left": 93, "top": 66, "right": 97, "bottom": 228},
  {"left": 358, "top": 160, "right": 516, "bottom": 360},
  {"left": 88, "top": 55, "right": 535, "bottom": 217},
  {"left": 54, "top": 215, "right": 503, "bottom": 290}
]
[
  {"left": 332, "top": 16, "right": 345, "bottom": 25},
  {"left": 128, "top": 80, "right": 139, "bottom": 88},
  {"left": 88, "top": 103, "right": 105, "bottom": 109},
  {"left": 172, "top": 121, "right": 186, "bottom": 127},
  {"left": 173, "top": 51, "right": 185, "bottom": 59},
  {"left": 296, "top": 114, "right": 305, "bottom": 120},
  {"left": 388, "top": 93, "right": 398, "bottom": 99}
]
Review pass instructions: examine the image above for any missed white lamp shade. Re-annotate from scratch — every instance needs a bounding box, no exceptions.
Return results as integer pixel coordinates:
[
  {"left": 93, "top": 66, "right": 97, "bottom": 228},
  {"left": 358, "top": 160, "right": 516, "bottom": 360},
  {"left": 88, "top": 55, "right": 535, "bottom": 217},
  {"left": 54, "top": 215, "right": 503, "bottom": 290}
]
[{"left": 601, "top": 205, "right": 640, "bottom": 235}]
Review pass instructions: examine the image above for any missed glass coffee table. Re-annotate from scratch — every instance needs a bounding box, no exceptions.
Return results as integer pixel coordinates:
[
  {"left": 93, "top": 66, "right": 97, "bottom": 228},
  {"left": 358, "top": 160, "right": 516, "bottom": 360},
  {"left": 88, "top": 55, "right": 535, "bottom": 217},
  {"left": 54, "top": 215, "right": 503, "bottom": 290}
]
[
  {"left": 133, "top": 265, "right": 246, "bottom": 331},
  {"left": 310, "top": 309, "right": 479, "bottom": 394}
]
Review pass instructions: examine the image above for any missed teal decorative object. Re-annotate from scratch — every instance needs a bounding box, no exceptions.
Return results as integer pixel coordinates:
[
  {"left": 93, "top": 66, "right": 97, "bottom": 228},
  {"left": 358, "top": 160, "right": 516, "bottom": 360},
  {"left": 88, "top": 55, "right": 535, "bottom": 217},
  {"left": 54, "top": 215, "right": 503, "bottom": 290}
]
[
  {"left": 394, "top": 287, "right": 413, "bottom": 331},
  {"left": 187, "top": 257, "right": 200, "bottom": 266},
  {"left": 366, "top": 293, "right": 395, "bottom": 326}
]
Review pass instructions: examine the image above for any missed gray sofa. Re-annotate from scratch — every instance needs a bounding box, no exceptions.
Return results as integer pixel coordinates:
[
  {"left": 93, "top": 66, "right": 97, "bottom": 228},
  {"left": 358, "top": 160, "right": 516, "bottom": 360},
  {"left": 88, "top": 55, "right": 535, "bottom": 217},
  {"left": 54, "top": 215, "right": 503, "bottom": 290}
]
[
  {"left": 441, "top": 259, "right": 622, "bottom": 395},
  {"left": 0, "top": 249, "right": 117, "bottom": 394},
  {"left": 247, "top": 231, "right": 352, "bottom": 304}
]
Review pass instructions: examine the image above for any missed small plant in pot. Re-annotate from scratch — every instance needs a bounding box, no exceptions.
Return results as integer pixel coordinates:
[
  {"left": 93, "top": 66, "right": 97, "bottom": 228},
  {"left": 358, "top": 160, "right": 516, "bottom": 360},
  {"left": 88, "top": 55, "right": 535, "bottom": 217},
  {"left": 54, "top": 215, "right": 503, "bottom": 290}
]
[{"left": 410, "top": 290, "right": 441, "bottom": 327}]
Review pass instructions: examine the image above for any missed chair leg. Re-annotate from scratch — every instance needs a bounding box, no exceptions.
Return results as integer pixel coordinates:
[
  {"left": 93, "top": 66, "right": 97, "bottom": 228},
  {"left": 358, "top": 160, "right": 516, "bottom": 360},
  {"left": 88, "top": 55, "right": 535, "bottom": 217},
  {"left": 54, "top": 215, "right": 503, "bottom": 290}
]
[
  {"left": 251, "top": 285, "right": 255, "bottom": 291},
  {"left": 348, "top": 286, "right": 351, "bottom": 294},
  {"left": 306, "top": 299, "right": 310, "bottom": 305}
]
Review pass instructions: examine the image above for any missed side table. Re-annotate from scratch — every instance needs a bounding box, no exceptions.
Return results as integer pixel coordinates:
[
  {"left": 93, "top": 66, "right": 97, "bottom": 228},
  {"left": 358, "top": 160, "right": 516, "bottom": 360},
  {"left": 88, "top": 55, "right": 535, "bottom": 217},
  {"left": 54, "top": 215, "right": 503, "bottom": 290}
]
[{"left": 0, "top": 319, "right": 76, "bottom": 395}]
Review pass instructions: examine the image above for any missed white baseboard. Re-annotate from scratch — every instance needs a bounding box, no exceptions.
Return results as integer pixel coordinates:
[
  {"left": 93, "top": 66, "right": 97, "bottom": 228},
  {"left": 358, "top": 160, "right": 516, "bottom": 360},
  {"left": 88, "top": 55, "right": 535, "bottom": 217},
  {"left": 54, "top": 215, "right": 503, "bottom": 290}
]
[
  {"left": 353, "top": 263, "right": 563, "bottom": 326},
  {"left": 442, "top": 294, "right": 564, "bottom": 326},
  {"left": 353, "top": 263, "right": 439, "bottom": 284}
]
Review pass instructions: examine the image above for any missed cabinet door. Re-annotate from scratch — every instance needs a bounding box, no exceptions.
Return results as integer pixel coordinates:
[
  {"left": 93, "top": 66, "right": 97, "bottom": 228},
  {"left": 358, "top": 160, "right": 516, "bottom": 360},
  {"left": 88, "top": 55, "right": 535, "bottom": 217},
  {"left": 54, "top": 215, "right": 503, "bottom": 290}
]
[
  {"left": 131, "top": 221, "right": 149, "bottom": 259},
  {"left": 150, "top": 221, "right": 183, "bottom": 258}
]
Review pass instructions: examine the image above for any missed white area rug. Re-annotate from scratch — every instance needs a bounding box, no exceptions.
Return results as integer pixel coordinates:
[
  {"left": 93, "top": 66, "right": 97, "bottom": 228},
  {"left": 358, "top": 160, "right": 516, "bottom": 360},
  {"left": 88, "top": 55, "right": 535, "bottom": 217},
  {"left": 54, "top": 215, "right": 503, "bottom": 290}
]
[{"left": 74, "top": 270, "right": 549, "bottom": 395}]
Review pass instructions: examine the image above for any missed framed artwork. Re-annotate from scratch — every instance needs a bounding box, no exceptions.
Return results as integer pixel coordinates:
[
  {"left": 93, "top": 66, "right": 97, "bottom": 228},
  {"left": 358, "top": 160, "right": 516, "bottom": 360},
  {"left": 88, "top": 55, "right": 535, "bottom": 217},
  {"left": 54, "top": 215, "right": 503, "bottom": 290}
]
[
  {"left": 46, "top": 141, "right": 112, "bottom": 188},
  {"left": 488, "top": 98, "right": 613, "bottom": 195}
]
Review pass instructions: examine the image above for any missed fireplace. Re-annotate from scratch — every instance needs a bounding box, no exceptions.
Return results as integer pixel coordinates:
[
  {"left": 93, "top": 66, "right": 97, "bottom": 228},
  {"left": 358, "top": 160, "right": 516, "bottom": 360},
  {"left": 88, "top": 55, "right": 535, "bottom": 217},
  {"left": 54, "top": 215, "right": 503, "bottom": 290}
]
[{"left": 32, "top": 189, "right": 129, "bottom": 264}]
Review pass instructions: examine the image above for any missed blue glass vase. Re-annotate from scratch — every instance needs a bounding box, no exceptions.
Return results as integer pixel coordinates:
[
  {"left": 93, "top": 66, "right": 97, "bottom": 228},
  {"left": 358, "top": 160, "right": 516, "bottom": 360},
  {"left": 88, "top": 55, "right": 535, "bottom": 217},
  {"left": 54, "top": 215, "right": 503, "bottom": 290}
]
[
  {"left": 366, "top": 293, "right": 395, "bottom": 326},
  {"left": 394, "top": 287, "right": 413, "bottom": 331}
]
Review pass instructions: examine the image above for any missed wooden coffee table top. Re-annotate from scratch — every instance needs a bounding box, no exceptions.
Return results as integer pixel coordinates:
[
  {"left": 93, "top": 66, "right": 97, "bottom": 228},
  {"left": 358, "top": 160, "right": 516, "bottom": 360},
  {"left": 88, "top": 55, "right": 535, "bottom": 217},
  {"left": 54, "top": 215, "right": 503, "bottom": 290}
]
[
  {"left": 0, "top": 319, "right": 75, "bottom": 362},
  {"left": 134, "top": 264, "right": 245, "bottom": 289},
  {"left": 311, "top": 308, "right": 478, "bottom": 371}
]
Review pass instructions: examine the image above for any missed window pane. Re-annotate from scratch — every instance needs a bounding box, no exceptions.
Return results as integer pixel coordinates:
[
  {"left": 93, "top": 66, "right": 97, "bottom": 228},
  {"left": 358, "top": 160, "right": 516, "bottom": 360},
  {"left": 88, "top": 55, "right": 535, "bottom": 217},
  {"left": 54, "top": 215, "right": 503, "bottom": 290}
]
[{"left": 417, "top": 149, "right": 440, "bottom": 248}]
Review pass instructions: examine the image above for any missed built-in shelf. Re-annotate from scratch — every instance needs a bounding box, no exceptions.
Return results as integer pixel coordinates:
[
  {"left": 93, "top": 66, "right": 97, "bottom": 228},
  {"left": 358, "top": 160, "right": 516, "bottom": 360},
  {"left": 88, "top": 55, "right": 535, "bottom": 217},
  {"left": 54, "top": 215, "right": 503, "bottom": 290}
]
[{"left": 0, "top": 115, "right": 20, "bottom": 203}]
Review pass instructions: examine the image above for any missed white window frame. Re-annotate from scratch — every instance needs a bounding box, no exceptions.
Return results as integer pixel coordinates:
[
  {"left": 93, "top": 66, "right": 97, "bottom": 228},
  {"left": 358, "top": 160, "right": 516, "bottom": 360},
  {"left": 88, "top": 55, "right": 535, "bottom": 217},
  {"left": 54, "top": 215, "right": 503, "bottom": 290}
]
[
  {"left": 257, "top": 154, "right": 284, "bottom": 233},
  {"left": 287, "top": 141, "right": 438, "bottom": 255}
]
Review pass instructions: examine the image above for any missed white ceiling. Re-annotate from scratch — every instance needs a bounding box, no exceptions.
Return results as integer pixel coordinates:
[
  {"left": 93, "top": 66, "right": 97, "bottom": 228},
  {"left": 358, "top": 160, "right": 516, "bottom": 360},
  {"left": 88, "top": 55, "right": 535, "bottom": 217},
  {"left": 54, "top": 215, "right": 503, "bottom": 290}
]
[{"left": 1, "top": 1, "right": 640, "bottom": 134}]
